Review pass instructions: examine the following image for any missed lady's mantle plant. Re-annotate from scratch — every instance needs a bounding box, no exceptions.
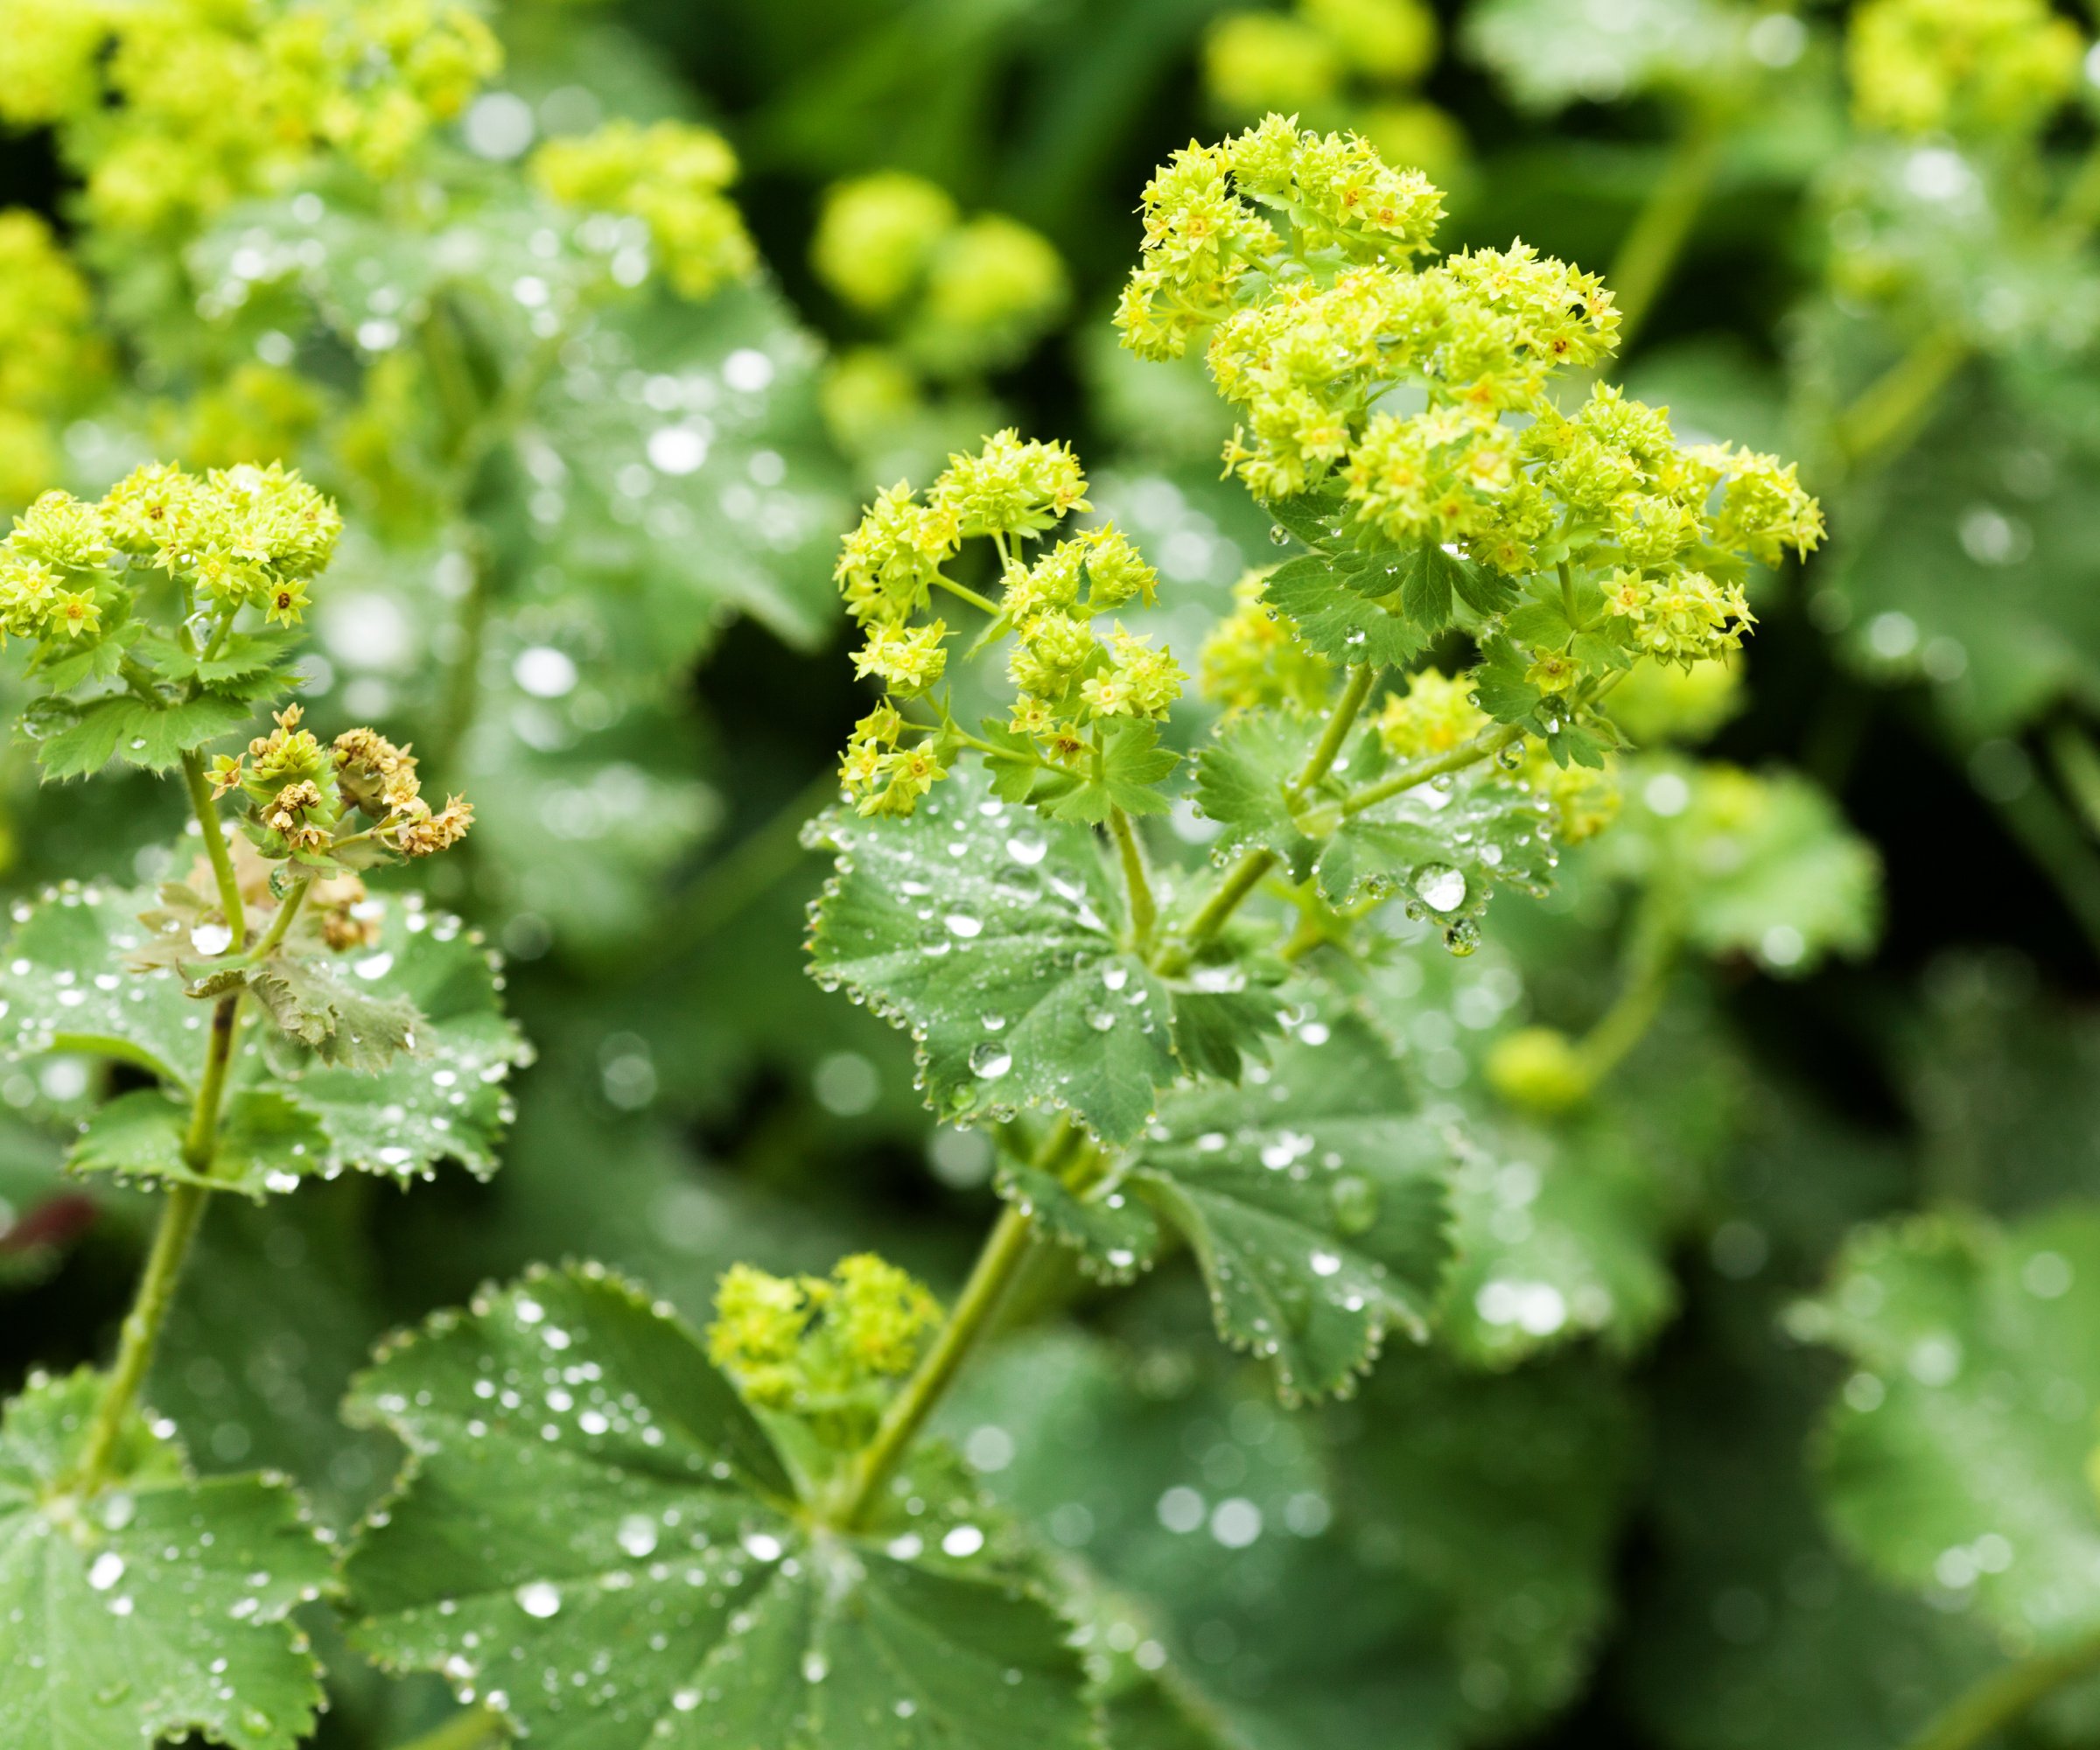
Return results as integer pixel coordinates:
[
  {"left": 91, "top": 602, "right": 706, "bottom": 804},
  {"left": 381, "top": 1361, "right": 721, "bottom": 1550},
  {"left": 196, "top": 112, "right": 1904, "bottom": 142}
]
[
  {"left": 0, "top": 461, "right": 523, "bottom": 1750},
  {"left": 331, "top": 119, "right": 1824, "bottom": 1747}
]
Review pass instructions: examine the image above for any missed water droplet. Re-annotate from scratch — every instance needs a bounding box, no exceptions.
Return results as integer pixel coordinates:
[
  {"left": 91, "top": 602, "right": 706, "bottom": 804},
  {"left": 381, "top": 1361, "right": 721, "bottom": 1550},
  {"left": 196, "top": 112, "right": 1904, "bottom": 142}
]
[
  {"left": 514, "top": 1581, "right": 562, "bottom": 1618},
  {"left": 88, "top": 1551, "right": 125, "bottom": 1592},
  {"left": 969, "top": 1042, "right": 1013, "bottom": 1081},
  {"left": 1004, "top": 831, "right": 1047, "bottom": 865},
  {"left": 1443, "top": 919, "right": 1480, "bottom": 956},
  {"left": 617, "top": 1516, "right": 659, "bottom": 1558},
  {"left": 944, "top": 910, "right": 984, "bottom": 939},
  {"left": 1412, "top": 864, "right": 1466, "bottom": 914}
]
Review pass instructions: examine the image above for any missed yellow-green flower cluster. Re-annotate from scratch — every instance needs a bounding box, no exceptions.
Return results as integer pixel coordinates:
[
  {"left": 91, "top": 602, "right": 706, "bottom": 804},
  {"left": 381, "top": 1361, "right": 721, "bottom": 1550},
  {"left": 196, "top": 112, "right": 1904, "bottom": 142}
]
[
  {"left": 0, "top": 460, "right": 343, "bottom": 646},
  {"left": 706, "top": 1255, "right": 942, "bottom": 1438},
  {"left": 1847, "top": 0, "right": 2082, "bottom": 138},
  {"left": 18, "top": 0, "right": 501, "bottom": 234},
  {"left": 102, "top": 460, "right": 342, "bottom": 626},
  {"left": 1116, "top": 115, "right": 1446, "bottom": 366},
  {"left": 833, "top": 432, "right": 1183, "bottom": 816},
  {"left": 533, "top": 120, "right": 757, "bottom": 300},
  {"left": 1374, "top": 667, "right": 1486, "bottom": 758},
  {"left": 0, "top": 211, "right": 100, "bottom": 505},
  {"left": 1199, "top": 571, "right": 1334, "bottom": 715},
  {"left": 812, "top": 171, "right": 1068, "bottom": 390}
]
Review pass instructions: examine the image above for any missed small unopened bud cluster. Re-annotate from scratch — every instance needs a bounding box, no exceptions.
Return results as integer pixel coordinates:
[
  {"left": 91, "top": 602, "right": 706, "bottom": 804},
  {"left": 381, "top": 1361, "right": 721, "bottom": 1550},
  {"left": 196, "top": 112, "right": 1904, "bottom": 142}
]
[
  {"left": 533, "top": 121, "right": 757, "bottom": 300},
  {"left": 213, "top": 709, "right": 472, "bottom": 864},
  {"left": 706, "top": 1255, "right": 942, "bottom": 1446},
  {"left": 834, "top": 431, "right": 1185, "bottom": 816}
]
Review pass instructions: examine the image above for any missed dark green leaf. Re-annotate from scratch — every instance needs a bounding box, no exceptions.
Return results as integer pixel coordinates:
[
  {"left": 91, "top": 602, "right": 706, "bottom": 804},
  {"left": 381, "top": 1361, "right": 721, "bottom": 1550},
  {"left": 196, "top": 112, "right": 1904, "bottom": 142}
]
[
  {"left": 1262, "top": 559, "right": 1421, "bottom": 667},
  {"left": 1315, "top": 773, "right": 1558, "bottom": 926},
  {"left": 1193, "top": 712, "right": 1320, "bottom": 884},
  {"left": 67, "top": 1087, "right": 331, "bottom": 1200},
  {"left": 345, "top": 1265, "right": 1098, "bottom": 1750},
  {"left": 1126, "top": 1004, "right": 1452, "bottom": 1399},
  {"left": 244, "top": 952, "right": 424, "bottom": 1073},
  {"left": 0, "top": 1368, "right": 333, "bottom": 1750},
  {"left": 24, "top": 693, "right": 256, "bottom": 781},
  {"left": 1044, "top": 720, "right": 1180, "bottom": 825},
  {"left": 804, "top": 772, "right": 1185, "bottom": 1144}
]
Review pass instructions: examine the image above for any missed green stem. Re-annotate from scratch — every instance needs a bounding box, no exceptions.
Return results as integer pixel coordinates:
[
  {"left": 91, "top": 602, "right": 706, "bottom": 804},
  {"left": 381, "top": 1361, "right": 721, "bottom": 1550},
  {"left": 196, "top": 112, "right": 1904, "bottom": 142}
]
[
  {"left": 181, "top": 751, "right": 248, "bottom": 952},
  {"left": 834, "top": 1200, "right": 1039, "bottom": 1530},
  {"left": 2046, "top": 720, "right": 2100, "bottom": 841},
  {"left": 1158, "top": 662, "right": 1380, "bottom": 971},
  {"left": 390, "top": 1708, "right": 510, "bottom": 1750},
  {"left": 1833, "top": 327, "right": 1970, "bottom": 469},
  {"left": 930, "top": 575, "right": 1002, "bottom": 617},
  {"left": 1607, "top": 114, "right": 1722, "bottom": 351},
  {"left": 1900, "top": 1635, "right": 2100, "bottom": 1750},
  {"left": 253, "top": 877, "right": 312, "bottom": 960},
  {"left": 1341, "top": 722, "right": 1527, "bottom": 817},
  {"left": 1572, "top": 901, "right": 1679, "bottom": 1091},
  {"left": 434, "top": 536, "right": 494, "bottom": 774},
  {"left": 65, "top": 1183, "right": 212, "bottom": 1495},
  {"left": 1109, "top": 807, "right": 1158, "bottom": 956}
]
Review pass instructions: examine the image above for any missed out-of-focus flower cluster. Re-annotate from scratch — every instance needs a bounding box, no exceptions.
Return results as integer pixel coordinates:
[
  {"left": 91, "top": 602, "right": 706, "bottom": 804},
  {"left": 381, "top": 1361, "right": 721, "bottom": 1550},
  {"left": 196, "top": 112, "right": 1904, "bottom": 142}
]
[
  {"left": 0, "top": 0, "right": 501, "bottom": 234},
  {"left": 532, "top": 120, "right": 757, "bottom": 300},
  {"left": 1204, "top": 0, "right": 1463, "bottom": 182},
  {"left": 810, "top": 172, "right": 1068, "bottom": 466},
  {"left": 1846, "top": 0, "right": 2083, "bottom": 139},
  {"left": 0, "top": 211, "right": 101, "bottom": 506},
  {"left": 834, "top": 431, "right": 1184, "bottom": 816}
]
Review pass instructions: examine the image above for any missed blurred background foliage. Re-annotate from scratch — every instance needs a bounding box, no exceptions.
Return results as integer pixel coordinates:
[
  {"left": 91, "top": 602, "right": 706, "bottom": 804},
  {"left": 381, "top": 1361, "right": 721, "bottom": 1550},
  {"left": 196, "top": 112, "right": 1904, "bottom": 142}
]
[{"left": 2, "top": 0, "right": 2099, "bottom": 1746}]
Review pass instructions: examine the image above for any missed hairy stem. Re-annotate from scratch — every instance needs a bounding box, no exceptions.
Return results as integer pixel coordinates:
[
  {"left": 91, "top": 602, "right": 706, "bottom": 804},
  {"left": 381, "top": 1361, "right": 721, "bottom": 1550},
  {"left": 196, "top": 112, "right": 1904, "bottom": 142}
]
[
  {"left": 253, "top": 876, "right": 312, "bottom": 960},
  {"left": 930, "top": 575, "right": 1003, "bottom": 617},
  {"left": 181, "top": 751, "right": 248, "bottom": 953},
  {"left": 835, "top": 1200, "right": 1037, "bottom": 1530},
  {"left": 1341, "top": 722, "right": 1527, "bottom": 817},
  {"left": 66, "top": 764, "right": 263, "bottom": 1494},
  {"left": 1110, "top": 807, "right": 1158, "bottom": 955},
  {"left": 1607, "top": 114, "right": 1721, "bottom": 351},
  {"left": 1901, "top": 1635, "right": 2100, "bottom": 1750},
  {"left": 67, "top": 984, "right": 245, "bottom": 1495}
]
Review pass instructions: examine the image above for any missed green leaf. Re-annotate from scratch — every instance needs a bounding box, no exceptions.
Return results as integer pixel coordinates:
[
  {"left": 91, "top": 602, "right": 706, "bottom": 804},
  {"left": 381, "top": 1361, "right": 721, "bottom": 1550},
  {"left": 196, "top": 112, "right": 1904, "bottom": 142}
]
[
  {"left": 1315, "top": 772, "right": 1558, "bottom": 926},
  {"left": 995, "top": 1157, "right": 1162, "bottom": 1285},
  {"left": 1261, "top": 557, "right": 1422, "bottom": 667},
  {"left": 67, "top": 1087, "right": 330, "bottom": 1200},
  {"left": 243, "top": 952, "right": 424, "bottom": 1072},
  {"left": 1261, "top": 491, "right": 1344, "bottom": 548},
  {"left": 0, "top": 880, "right": 528, "bottom": 1186},
  {"left": 236, "top": 900, "right": 532, "bottom": 1185},
  {"left": 1379, "top": 539, "right": 1511, "bottom": 633},
  {"left": 1467, "top": 637, "right": 1543, "bottom": 724},
  {"left": 23, "top": 692, "right": 256, "bottom": 781},
  {"left": 133, "top": 629, "right": 302, "bottom": 689},
  {"left": 1192, "top": 712, "right": 1320, "bottom": 884},
  {"left": 804, "top": 771, "right": 1194, "bottom": 1144},
  {"left": 1792, "top": 1208, "right": 2100, "bottom": 1653},
  {"left": 345, "top": 1264, "right": 1099, "bottom": 1749},
  {"left": 0, "top": 881, "right": 206, "bottom": 1083},
  {"left": 0, "top": 1368, "right": 332, "bottom": 1750},
  {"left": 1043, "top": 720, "right": 1180, "bottom": 826},
  {"left": 30, "top": 630, "right": 133, "bottom": 694},
  {"left": 1127, "top": 1004, "right": 1452, "bottom": 1398},
  {"left": 1608, "top": 759, "right": 1882, "bottom": 975}
]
